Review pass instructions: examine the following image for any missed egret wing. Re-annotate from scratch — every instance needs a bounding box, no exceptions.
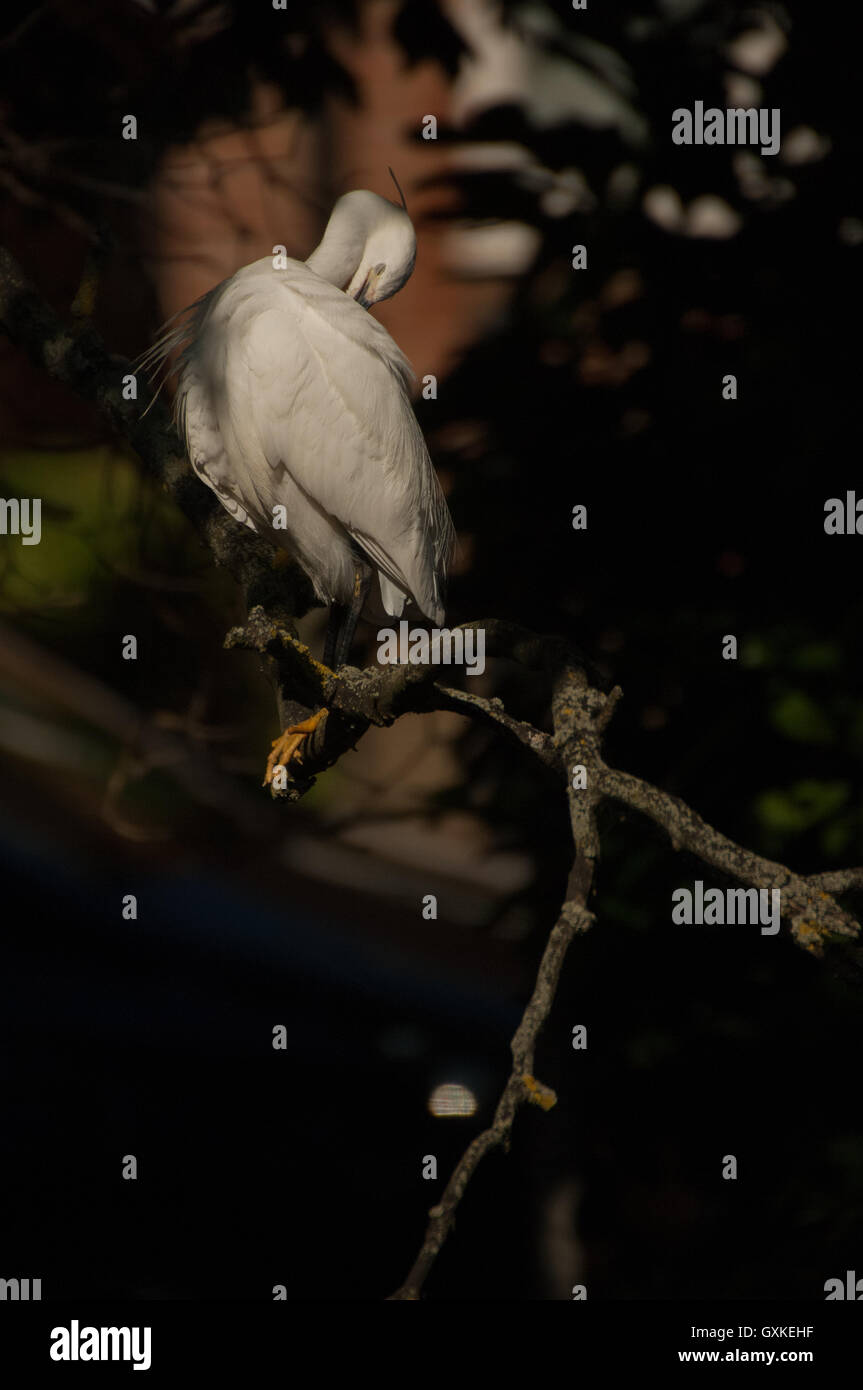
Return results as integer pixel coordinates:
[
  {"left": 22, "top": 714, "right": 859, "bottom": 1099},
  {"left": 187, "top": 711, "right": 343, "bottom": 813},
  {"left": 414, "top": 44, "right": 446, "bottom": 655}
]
[{"left": 234, "top": 267, "right": 452, "bottom": 621}]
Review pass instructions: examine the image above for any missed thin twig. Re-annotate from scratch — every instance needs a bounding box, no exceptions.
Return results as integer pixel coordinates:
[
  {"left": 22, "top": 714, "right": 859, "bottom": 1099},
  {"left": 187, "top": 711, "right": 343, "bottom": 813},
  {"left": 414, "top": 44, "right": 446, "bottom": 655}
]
[{"left": 3, "top": 240, "right": 861, "bottom": 1305}]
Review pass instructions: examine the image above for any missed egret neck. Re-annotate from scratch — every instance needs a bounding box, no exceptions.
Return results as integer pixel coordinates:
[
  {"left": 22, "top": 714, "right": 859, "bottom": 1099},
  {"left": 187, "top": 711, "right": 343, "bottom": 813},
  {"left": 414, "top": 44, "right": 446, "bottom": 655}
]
[{"left": 305, "top": 189, "right": 416, "bottom": 307}]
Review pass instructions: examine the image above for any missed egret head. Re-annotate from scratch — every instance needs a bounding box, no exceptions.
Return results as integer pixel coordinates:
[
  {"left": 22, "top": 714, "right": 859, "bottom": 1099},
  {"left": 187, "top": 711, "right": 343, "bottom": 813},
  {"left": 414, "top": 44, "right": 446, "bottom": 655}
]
[
  {"left": 306, "top": 188, "right": 417, "bottom": 307},
  {"left": 343, "top": 191, "right": 416, "bottom": 307}
]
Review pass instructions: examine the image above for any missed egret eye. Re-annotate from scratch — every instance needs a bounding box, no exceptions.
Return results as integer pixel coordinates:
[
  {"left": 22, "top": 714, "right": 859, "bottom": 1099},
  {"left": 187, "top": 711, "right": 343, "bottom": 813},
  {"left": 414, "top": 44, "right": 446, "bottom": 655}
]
[{"left": 374, "top": 262, "right": 386, "bottom": 274}]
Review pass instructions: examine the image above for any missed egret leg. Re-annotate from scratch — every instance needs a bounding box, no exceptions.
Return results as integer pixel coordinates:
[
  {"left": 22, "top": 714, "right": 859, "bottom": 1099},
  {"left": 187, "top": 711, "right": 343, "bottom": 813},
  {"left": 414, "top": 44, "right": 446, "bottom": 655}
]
[
  {"left": 265, "top": 561, "right": 370, "bottom": 785},
  {"left": 323, "top": 561, "right": 373, "bottom": 668},
  {"left": 323, "top": 604, "right": 347, "bottom": 670},
  {"left": 263, "top": 708, "right": 328, "bottom": 787}
]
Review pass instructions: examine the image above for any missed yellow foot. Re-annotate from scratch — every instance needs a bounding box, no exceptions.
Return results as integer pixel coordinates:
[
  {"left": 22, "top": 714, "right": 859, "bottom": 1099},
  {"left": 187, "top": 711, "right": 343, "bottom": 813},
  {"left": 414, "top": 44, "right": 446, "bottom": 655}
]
[{"left": 263, "top": 709, "right": 328, "bottom": 787}]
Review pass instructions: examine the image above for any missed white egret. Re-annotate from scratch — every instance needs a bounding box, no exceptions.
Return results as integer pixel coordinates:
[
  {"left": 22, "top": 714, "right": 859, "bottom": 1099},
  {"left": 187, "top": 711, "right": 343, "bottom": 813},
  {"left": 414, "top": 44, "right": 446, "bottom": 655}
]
[{"left": 143, "top": 185, "right": 455, "bottom": 784}]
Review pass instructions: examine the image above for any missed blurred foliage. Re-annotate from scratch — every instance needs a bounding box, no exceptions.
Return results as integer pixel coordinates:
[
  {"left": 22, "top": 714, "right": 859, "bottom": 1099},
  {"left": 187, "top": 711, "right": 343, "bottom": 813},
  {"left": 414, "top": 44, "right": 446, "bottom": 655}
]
[
  {"left": 408, "top": 0, "right": 863, "bottom": 905},
  {"left": 0, "top": 446, "right": 159, "bottom": 615}
]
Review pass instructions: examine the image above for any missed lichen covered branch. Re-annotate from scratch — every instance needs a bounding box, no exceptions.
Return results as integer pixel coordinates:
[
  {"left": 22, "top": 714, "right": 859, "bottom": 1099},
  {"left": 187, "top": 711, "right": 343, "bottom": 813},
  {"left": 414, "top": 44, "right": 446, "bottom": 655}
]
[{"left": 3, "top": 242, "right": 861, "bottom": 1305}]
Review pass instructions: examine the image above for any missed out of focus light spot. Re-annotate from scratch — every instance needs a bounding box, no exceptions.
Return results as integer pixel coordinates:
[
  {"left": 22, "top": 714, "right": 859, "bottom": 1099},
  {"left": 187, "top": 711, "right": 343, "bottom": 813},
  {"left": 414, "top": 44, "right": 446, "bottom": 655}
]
[
  {"left": 782, "top": 126, "right": 831, "bottom": 165},
  {"left": 726, "top": 14, "right": 787, "bottom": 75},
  {"left": 607, "top": 162, "right": 640, "bottom": 209},
  {"left": 428, "top": 1083, "right": 478, "bottom": 1118},
  {"left": 578, "top": 340, "right": 650, "bottom": 387},
  {"left": 601, "top": 268, "right": 644, "bottom": 309},
  {"left": 514, "top": 161, "right": 597, "bottom": 215},
  {"left": 452, "top": 142, "right": 535, "bottom": 173},
  {"left": 838, "top": 218, "right": 863, "bottom": 246},
  {"left": 643, "top": 184, "right": 683, "bottom": 232},
  {"left": 685, "top": 195, "right": 741, "bottom": 239},
  {"left": 645, "top": 187, "right": 740, "bottom": 238},
  {"left": 444, "top": 222, "right": 541, "bottom": 277},
  {"left": 735, "top": 154, "right": 796, "bottom": 205},
  {"left": 724, "top": 72, "right": 762, "bottom": 108},
  {"left": 539, "top": 169, "right": 596, "bottom": 218},
  {"left": 430, "top": 419, "right": 488, "bottom": 458}
]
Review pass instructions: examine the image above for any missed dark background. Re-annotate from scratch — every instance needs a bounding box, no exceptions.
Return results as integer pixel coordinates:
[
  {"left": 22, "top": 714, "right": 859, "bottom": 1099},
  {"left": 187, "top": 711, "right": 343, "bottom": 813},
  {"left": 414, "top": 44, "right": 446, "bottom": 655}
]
[{"left": 0, "top": 0, "right": 861, "bottom": 1300}]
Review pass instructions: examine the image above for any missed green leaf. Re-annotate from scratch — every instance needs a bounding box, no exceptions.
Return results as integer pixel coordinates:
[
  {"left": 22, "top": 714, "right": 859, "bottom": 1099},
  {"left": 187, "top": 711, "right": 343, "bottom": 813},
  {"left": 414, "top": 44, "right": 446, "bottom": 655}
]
[
  {"left": 790, "top": 641, "right": 842, "bottom": 673},
  {"left": 768, "top": 689, "right": 835, "bottom": 744},
  {"left": 754, "top": 780, "right": 850, "bottom": 836}
]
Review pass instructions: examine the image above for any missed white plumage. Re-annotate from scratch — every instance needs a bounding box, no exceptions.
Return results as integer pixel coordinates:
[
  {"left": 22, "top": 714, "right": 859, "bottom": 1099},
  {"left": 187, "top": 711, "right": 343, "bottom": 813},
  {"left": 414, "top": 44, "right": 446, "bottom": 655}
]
[{"left": 144, "top": 189, "right": 455, "bottom": 646}]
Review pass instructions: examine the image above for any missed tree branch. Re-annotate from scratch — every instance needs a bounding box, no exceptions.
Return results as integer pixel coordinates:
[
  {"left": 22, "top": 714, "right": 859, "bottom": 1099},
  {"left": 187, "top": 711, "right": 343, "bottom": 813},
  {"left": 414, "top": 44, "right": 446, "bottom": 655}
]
[
  {"left": 3, "top": 241, "right": 861, "bottom": 1304},
  {"left": 599, "top": 765, "right": 860, "bottom": 951},
  {"left": 388, "top": 662, "right": 606, "bottom": 1300}
]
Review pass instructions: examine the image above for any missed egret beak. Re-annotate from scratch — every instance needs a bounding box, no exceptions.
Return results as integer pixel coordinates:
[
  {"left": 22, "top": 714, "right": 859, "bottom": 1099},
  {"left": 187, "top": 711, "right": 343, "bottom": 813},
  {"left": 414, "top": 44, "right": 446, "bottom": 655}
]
[{"left": 352, "top": 263, "right": 386, "bottom": 308}]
